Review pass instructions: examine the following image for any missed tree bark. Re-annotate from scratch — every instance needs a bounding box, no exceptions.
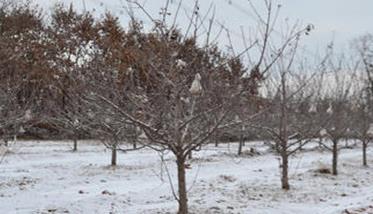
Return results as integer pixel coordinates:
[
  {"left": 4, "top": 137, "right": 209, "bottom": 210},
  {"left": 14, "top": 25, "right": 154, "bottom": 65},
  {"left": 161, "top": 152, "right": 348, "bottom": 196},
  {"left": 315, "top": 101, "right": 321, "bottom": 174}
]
[
  {"left": 73, "top": 139, "right": 78, "bottom": 152},
  {"left": 176, "top": 155, "right": 188, "bottom": 214},
  {"left": 332, "top": 140, "right": 338, "bottom": 175},
  {"left": 281, "top": 149, "right": 290, "bottom": 190},
  {"left": 238, "top": 133, "right": 243, "bottom": 156},
  {"left": 111, "top": 143, "right": 117, "bottom": 166},
  {"left": 279, "top": 72, "right": 290, "bottom": 190},
  {"left": 214, "top": 125, "right": 219, "bottom": 147},
  {"left": 363, "top": 139, "right": 368, "bottom": 166}
]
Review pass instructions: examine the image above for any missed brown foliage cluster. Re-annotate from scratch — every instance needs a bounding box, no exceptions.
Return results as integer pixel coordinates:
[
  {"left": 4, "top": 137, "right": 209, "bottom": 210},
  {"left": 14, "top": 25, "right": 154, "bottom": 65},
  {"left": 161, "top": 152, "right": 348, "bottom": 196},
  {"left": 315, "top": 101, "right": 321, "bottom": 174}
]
[{"left": 0, "top": 2, "right": 257, "bottom": 139}]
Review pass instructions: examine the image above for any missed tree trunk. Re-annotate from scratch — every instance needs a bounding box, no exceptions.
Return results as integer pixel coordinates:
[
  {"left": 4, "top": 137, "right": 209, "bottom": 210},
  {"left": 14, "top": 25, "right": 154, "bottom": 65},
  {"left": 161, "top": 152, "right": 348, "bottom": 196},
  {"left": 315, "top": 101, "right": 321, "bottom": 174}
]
[
  {"left": 176, "top": 155, "right": 188, "bottom": 214},
  {"left": 332, "top": 140, "right": 338, "bottom": 175},
  {"left": 279, "top": 72, "right": 290, "bottom": 190},
  {"left": 363, "top": 140, "right": 368, "bottom": 166},
  {"left": 4, "top": 140, "right": 8, "bottom": 147},
  {"left": 238, "top": 134, "right": 243, "bottom": 156},
  {"left": 111, "top": 143, "right": 117, "bottom": 166},
  {"left": 214, "top": 125, "right": 219, "bottom": 147},
  {"left": 281, "top": 150, "right": 290, "bottom": 190},
  {"left": 133, "top": 142, "right": 137, "bottom": 149},
  {"left": 73, "top": 139, "right": 78, "bottom": 152}
]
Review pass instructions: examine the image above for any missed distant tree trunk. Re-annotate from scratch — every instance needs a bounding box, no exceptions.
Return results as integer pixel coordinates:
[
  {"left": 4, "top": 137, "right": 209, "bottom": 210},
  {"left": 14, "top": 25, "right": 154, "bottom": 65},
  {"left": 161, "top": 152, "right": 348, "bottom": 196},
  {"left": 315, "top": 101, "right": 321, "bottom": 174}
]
[
  {"left": 363, "top": 139, "right": 368, "bottom": 166},
  {"left": 73, "top": 138, "right": 78, "bottom": 152},
  {"left": 332, "top": 139, "right": 338, "bottom": 175},
  {"left": 111, "top": 143, "right": 117, "bottom": 166},
  {"left": 176, "top": 155, "right": 188, "bottom": 214},
  {"left": 214, "top": 123, "right": 219, "bottom": 147},
  {"left": 4, "top": 140, "right": 8, "bottom": 147},
  {"left": 238, "top": 133, "right": 243, "bottom": 156},
  {"left": 238, "top": 125, "right": 246, "bottom": 155},
  {"left": 133, "top": 141, "right": 137, "bottom": 149}
]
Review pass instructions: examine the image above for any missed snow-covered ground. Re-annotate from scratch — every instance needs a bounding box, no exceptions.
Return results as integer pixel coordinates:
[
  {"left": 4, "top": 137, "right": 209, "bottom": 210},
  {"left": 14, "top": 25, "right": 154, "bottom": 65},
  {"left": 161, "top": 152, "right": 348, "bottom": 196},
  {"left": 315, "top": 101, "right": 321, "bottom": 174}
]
[{"left": 0, "top": 140, "right": 373, "bottom": 214}]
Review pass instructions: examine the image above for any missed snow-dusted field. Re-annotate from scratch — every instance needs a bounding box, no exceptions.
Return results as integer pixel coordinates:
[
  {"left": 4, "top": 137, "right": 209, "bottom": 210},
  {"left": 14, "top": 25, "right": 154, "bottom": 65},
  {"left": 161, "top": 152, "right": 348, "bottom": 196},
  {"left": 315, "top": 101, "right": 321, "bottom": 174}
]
[{"left": 1, "top": 140, "right": 373, "bottom": 214}]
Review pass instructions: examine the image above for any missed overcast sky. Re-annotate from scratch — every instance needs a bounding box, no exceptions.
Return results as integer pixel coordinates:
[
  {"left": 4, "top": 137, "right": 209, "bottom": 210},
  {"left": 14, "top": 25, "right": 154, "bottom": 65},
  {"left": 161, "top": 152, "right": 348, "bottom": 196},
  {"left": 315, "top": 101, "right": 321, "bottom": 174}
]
[
  {"left": 277, "top": 0, "right": 373, "bottom": 47},
  {"left": 38, "top": 0, "right": 373, "bottom": 55}
]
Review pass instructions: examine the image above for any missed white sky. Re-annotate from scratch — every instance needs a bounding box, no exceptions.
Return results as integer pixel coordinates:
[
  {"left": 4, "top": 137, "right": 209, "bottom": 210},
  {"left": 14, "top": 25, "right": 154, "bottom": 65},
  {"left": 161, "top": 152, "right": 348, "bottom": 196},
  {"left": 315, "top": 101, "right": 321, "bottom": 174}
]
[
  {"left": 36, "top": 0, "right": 373, "bottom": 56},
  {"left": 280, "top": 0, "right": 373, "bottom": 48}
]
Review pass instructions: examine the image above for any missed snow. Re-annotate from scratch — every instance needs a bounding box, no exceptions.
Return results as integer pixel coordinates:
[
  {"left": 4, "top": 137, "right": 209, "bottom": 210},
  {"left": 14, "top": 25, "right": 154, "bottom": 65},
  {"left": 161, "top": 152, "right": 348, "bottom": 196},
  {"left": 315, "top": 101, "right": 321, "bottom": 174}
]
[
  {"left": 189, "top": 73, "right": 203, "bottom": 95},
  {"left": 320, "top": 129, "right": 328, "bottom": 137},
  {"left": 24, "top": 110, "right": 32, "bottom": 121},
  {"left": 176, "top": 59, "right": 187, "bottom": 69},
  {"left": 1, "top": 140, "right": 373, "bottom": 214},
  {"left": 308, "top": 103, "right": 317, "bottom": 113},
  {"left": 327, "top": 104, "right": 333, "bottom": 114}
]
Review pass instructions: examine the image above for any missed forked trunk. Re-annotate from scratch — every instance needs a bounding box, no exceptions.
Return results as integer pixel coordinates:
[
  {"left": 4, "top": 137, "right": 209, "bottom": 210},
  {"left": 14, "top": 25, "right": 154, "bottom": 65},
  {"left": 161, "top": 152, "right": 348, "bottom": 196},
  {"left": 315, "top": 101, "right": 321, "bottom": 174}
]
[{"left": 176, "top": 155, "right": 188, "bottom": 214}]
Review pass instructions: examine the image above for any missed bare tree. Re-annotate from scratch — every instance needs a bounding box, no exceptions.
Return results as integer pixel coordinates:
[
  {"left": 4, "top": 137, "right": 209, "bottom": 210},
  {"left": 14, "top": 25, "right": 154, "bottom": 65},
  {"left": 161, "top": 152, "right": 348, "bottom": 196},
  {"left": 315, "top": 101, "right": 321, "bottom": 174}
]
[
  {"left": 352, "top": 93, "right": 373, "bottom": 166},
  {"left": 316, "top": 51, "right": 357, "bottom": 175},
  {"left": 73, "top": 2, "right": 250, "bottom": 212},
  {"left": 47, "top": 4, "right": 98, "bottom": 151},
  {"left": 353, "top": 34, "right": 373, "bottom": 166},
  {"left": 83, "top": 26, "right": 248, "bottom": 213},
  {"left": 355, "top": 34, "right": 373, "bottom": 96},
  {"left": 255, "top": 70, "right": 323, "bottom": 189},
  {"left": 78, "top": 1, "right": 313, "bottom": 212}
]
